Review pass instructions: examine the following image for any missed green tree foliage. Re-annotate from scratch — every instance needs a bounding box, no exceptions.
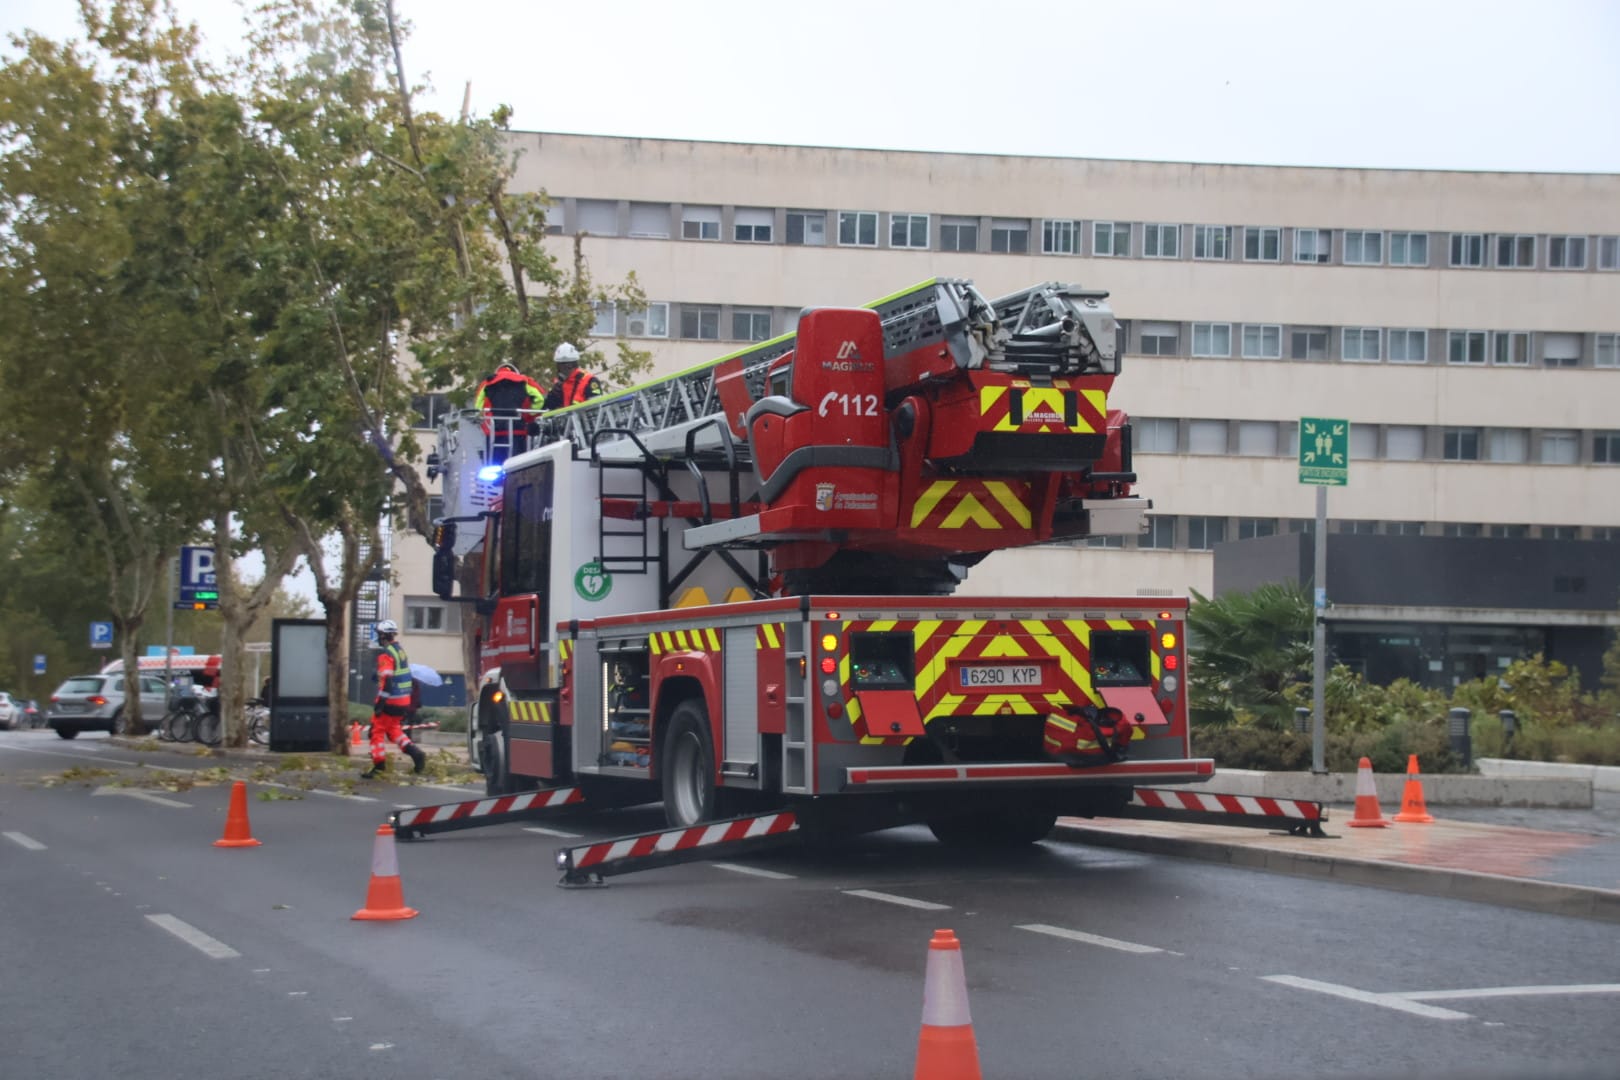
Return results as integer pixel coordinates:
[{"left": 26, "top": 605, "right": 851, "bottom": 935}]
[{"left": 1186, "top": 582, "right": 1312, "bottom": 729}]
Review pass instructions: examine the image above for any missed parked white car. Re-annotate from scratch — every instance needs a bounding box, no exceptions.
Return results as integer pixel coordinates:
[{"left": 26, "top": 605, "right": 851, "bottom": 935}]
[
  {"left": 47, "top": 674, "right": 168, "bottom": 738},
  {"left": 0, "top": 692, "right": 18, "bottom": 730}
]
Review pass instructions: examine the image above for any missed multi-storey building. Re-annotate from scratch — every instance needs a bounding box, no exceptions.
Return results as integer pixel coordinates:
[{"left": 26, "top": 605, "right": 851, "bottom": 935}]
[{"left": 394, "top": 132, "right": 1620, "bottom": 691}]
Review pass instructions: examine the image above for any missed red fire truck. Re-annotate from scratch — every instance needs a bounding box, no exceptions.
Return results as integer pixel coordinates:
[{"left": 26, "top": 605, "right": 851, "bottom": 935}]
[{"left": 421, "top": 278, "right": 1215, "bottom": 859}]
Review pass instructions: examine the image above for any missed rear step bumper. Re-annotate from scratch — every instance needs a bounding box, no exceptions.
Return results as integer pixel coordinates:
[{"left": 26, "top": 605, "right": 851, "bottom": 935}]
[{"left": 842, "top": 758, "right": 1214, "bottom": 791}]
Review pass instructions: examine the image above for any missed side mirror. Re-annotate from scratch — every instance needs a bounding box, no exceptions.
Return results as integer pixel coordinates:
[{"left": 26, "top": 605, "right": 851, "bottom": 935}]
[{"left": 431, "top": 548, "right": 456, "bottom": 600}]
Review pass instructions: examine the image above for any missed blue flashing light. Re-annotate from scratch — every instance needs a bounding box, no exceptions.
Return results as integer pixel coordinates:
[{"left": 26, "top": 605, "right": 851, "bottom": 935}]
[{"left": 476, "top": 463, "right": 504, "bottom": 483}]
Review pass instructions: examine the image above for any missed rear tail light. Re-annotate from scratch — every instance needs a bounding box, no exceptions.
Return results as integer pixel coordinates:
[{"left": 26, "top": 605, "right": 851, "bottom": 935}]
[{"left": 87, "top": 696, "right": 108, "bottom": 706}]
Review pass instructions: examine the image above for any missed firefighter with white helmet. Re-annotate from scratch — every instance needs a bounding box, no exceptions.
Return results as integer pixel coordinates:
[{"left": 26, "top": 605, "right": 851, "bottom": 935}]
[
  {"left": 544, "top": 342, "right": 605, "bottom": 410},
  {"left": 364, "top": 619, "right": 427, "bottom": 778}
]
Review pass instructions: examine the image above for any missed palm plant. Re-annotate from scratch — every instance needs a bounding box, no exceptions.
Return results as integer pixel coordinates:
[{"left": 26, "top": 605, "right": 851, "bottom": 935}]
[{"left": 1186, "top": 582, "right": 1313, "bottom": 729}]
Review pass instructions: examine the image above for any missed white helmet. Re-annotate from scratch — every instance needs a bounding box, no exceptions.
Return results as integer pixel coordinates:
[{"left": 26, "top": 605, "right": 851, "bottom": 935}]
[
  {"left": 554, "top": 342, "right": 580, "bottom": 366},
  {"left": 376, "top": 620, "right": 400, "bottom": 637}
]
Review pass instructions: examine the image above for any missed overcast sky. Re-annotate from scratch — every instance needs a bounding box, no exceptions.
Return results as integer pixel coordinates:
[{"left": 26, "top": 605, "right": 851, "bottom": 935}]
[{"left": 6, "top": 0, "right": 1620, "bottom": 172}]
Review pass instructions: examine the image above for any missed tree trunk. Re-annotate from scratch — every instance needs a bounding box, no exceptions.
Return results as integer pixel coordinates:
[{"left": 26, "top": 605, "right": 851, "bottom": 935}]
[{"left": 325, "top": 606, "right": 352, "bottom": 754}]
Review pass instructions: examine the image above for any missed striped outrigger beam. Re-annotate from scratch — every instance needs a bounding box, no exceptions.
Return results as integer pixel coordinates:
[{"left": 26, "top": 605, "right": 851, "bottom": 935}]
[
  {"left": 1128, "top": 787, "right": 1327, "bottom": 837},
  {"left": 557, "top": 812, "right": 799, "bottom": 885},
  {"left": 392, "top": 786, "right": 585, "bottom": 839}
]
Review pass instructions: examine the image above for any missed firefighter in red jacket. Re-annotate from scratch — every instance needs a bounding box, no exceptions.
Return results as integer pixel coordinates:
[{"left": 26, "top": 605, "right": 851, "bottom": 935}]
[
  {"left": 474, "top": 362, "right": 545, "bottom": 456},
  {"left": 363, "top": 620, "right": 426, "bottom": 778},
  {"left": 544, "top": 343, "right": 605, "bottom": 410}
]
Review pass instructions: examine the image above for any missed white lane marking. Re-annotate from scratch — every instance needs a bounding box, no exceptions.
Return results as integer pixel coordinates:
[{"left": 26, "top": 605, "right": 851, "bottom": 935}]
[
  {"left": 1, "top": 744, "right": 147, "bottom": 766},
  {"left": 712, "top": 862, "right": 797, "bottom": 880},
  {"left": 522, "top": 826, "right": 583, "bottom": 839},
  {"left": 1397, "top": 984, "right": 1620, "bottom": 1002},
  {"left": 93, "top": 786, "right": 191, "bottom": 808},
  {"left": 1016, "top": 923, "right": 1163, "bottom": 955},
  {"left": 260, "top": 780, "right": 377, "bottom": 802},
  {"left": 4, "top": 831, "right": 46, "bottom": 850},
  {"left": 842, "top": 889, "right": 949, "bottom": 911},
  {"left": 416, "top": 783, "right": 480, "bottom": 794},
  {"left": 288, "top": 991, "right": 307, "bottom": 997},
  {"left": 1263, "top": 975, "right": 1471, "bottom": 1020},
  {"left": 145, "top": 914, "right": 241, "bottom": 960},
  {"left": 369, "top": 1043, "right": 394, "bottom": 1051}
]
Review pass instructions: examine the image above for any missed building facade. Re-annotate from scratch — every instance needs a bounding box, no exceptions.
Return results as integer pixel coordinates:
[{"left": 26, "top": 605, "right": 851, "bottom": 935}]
[{"left": 393, "top": 133, "right": 1620, "bottom": 679}]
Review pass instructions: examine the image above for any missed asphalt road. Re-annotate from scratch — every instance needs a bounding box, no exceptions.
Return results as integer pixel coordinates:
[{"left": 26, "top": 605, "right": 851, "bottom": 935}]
[{"left": 2, "top": 728, "right": 1618, "bottom": 1080}]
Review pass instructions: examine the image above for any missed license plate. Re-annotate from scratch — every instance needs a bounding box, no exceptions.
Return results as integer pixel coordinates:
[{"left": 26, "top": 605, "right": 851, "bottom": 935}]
[{"left": 957, "top": 664, "right": 1041, "bottom": 688}]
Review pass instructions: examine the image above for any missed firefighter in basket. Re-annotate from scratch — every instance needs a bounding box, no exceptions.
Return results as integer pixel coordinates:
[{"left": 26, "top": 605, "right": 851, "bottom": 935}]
[{"left": 363, "top": 620, "right": 427, "bottom": 778}]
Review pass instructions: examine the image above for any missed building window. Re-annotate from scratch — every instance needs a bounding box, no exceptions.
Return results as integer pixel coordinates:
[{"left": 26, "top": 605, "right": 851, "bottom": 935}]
[
  {"left": 732, "top": 310, "right": 771, "bottom": 342},
  {"left": 990, "top": 219, "right": 1029, "bottom": 253},
  {"left": 1542, "top": 333, "right": 1581, "bottom": 368},
  {"left": 1493, "top": 331, "right": 1530, "bottom": 366},
  {"left": 890, "top": 212, "right": 929, "bottom": 249},
  {"left": 1143, "top": 223, "right": 1180, "bottom": 258},
  {"left": 733, "top": 208, "right": 773, "bottom": 243},
  {"left": 1443, "top": 427, "right": 1481, "bottom": 461},
  {"left": 1388, "top": 329, "right": 1427, "bottom": 363},
  {"left": 1388, "top": 521, "right": 1425, "bottom": 536},
  {"left": 405, "top": 597, "right": 458, "bottom": 634},
  {"left": 1086, "top": 534, "right": 1124, "bottom": 548},
  {"left": 1447, "top": 330, "right": 1488, "bottom": 365},
  {"left": 412, "top": 393, "right": 451, "bottom": 430},
  {"left": 1495, "top": 234, "right": 1535, "bottom": 268},
  {"left": 1093, "top": 221, "right": 1131, "bottom": 257},
  {"left": 1597, "top": 334, "right": 1619, "bottom": 369},
  {"left": 1139, "top": 322, "right": 1180, "bottom": 356},
  {"left": 1237, "top": 517, "right": 1276, "bottom": 539},
  {"left": 1350, "top": 425, "right": 1377, "bottom": 461},
  {"left": 627, "top": 202, "right": 670, "bottom": 238},
  {"left": 1294, "top": 228, "right": 1331, "bottom": 263},
  {"left": 1489, "top": 524, "right": 1530, "bottom": 539},
  {"left": 1596, "top": 432, "right": 1620, "bottom": 464},
  {"left": 1343, "top": 230, "right": 1383, "bottom": 265},
  {"left": 1389, "top": 231, "right": 1429, "bottom": 266},
  {"left": 1449, "top": 233, "right": 1485, "bottom": 267},
  {"left": 427, "top": 494, "right": 445, "bottom": 522},
  {"left": 1601, "top": 236, "right": 1619, "bottom": 270},
  {"left": 1135, "top": 417, "right": 1179, "bottom": 453},
  {"left": 1486, "top": 429, "right": 1529, "bottom": 463},
  {"left": 1140, "top": 515, "right": 1176, "bottom": 549},
  {"left": 1191, "top": 323, "right": 1232, "bottom": 358},
  {"left": 590, "top": 302, "right": 616, "bottom": 337},
  {"left": 1287, "top": 519, "right": 1316, "bottom": 535},
  {"left": 1290, "top": 327, "right": 1329, "bottom": 361},
  {"left": 1443, "top": 523, "right": 1483, "bottom": 538},
  {"left": 1385, "top": 426, "right": 1425, "bottom": 461},
  {"left": 786, "top": 211, "right": 826, "bottom": 246},
  {"left": 940, "top": 218, "right": 978, "bottom": 252},
  {"left": 1544, "top": 526, "right": 1580, "bottom": 540},
  {"left": 575, "top": 199, "right": 617, "bottom": 236},
  {"left": 1237, "top": 421, "right": 1279, "bottom": 456},
  {"left": 1187, "top": 419, "right": 1229, "bottom": 454},
  {"left": 679, "top": 305, "right": 720, "bottom": 340},
  {"left": 838, "top": 211, "right": 878, "bottom": 247},
  {"left": 1243, "top": 226, "right": 1280, "bottom": 262},
  {"left": 1342, "top": 327, "right": 1382, "bottom": 362},
  {"left": 1187, "top": 516, "right": 1227, "bottom": 550},
  {"left": 1042, "top": 219, "right": 1079, "bottom": 255},
  {"left": 1194, "top": 225, "right": 1231, "bottom": 260},
  {"left": 1539, "top": 430, "right": 1578, "bottom": 464},
  {"left": 681, "top": 205, "right": 720, "bottom": 241},
  {"left": 1239, "top": 324, "right": 1281, "bottom": 359},
  {"left": 623, "top": 303, "right": 669, "bottom": 338},
  {"left": 1340, "top": 520, "right": 1380, "bottom": 535},
  {"left": 1547, "top": 235, "right": 1586, "bottom": 269}
]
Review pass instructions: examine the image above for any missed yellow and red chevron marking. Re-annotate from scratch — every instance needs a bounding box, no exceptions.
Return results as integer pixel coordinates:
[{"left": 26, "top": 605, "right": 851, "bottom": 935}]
[
  {"left": 556, "top": 640, "right": 573, "bottom": 663},
  {"left": 649, "top": 627, "right": 723, "bottom": 654},
  {"left": 978, "top": 382, "right": 1107, "bottom": 434},
  {"left": 908, "top": 479, "right": 1033, "bottom": 530},
  {"left": 838, "top": 617, "right": 1158, "bottom": 745},
  {"left": 508, "top": 698, "right": 553, "bottom": 724},
  {"left": 754, "top": 623, "right": 784, "bottom": 650}
]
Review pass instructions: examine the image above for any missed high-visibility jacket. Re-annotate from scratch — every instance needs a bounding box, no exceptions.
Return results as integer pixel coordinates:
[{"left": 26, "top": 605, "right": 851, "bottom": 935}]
[
  {"left": 474, "top": 369, "right": 544, "bottom": 432},
  {"left": 376, "top": 643, "right": 413, "bottom": 706},
  {"left": 545, "top": 368, "right": 602, "bottom": 410}
]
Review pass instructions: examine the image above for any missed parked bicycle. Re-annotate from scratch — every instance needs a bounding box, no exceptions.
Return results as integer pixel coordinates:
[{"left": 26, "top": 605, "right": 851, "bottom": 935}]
[
  {"left": 246, "top": 698, "right": 271, "bottom": 746},
  {"left": 160, "top": 683, "right": 211, "bottom": 743}
]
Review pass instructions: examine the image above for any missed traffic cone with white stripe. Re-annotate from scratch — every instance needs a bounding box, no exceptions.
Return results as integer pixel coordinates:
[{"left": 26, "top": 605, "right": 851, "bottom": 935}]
[
  {"left": 914, "top": 929, "right": 981, "bottom": 1080},
  {"left": 1346, "top": 756, "right": 1390, "bottom": 828},
  {"left": 352, "top": 824, "right": 418, "bottom": 921},
  {"left": 1393, "top": 754, "right": 1435, "bottom": 823}
]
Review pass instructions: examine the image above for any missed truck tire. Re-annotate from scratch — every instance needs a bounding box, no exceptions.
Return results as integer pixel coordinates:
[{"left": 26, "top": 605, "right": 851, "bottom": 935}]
[{"left": 661, "top": 699, "right": 717, "bottom": 828}]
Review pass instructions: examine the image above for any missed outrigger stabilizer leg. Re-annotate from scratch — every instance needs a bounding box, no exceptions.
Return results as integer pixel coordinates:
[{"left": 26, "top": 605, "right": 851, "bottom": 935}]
[
  {"left": 391, "top": 786, "right": 587, "bottom": 840},
  {"left": 555, "top": 810, "right": 800, "bottom": 887}
]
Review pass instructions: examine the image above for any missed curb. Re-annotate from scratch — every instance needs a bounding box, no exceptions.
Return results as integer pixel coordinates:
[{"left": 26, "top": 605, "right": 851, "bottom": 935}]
[{"left": 1053, "top": 822, "right": 1620, "bottom": 925}]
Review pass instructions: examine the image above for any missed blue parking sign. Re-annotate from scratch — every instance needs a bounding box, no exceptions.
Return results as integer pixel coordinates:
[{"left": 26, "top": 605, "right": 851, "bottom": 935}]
[
  {"left": 90, "top": 621, "right": 114, "bottom": 649},
  {"left": 34, "top": 654, "right": 46, "bottom": 675}
]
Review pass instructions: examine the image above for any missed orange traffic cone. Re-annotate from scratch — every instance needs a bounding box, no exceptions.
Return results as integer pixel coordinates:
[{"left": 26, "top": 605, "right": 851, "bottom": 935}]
[
  {"left": 350, "top": 722, "right": 363, "bottom": 747},
  {"left": 1393, "top": 754, "right": 1435, "bottom": 823},
  {"left": 352, "top": 824, "right": 418, "bottom": 921},
  {"left": 1346, "top": 756, "right": 1390, "bottom": 828},
  {"left": 914, "top": 929, "right": 982, "bottom": 1080},
  {"left": 213, "top": 780, "right": 263, "bottom": 848}
]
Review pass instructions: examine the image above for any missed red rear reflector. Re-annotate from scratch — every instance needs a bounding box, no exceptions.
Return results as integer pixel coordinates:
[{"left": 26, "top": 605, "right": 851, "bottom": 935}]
[
  {"left": 826, "top": 703, "right": 843, "bottom": 719},
  {"left": 1164, "top": 655, "right": 1178, "bottom": 670}
]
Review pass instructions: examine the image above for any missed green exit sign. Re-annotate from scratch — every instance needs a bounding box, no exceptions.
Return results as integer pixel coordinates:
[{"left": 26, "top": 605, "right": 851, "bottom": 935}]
[
  {"left": 1299, "top": 417, "right": 1349, "bottom": 486},
  {"left": 193, "top": 591, "right": 219, "bottom": 601}
]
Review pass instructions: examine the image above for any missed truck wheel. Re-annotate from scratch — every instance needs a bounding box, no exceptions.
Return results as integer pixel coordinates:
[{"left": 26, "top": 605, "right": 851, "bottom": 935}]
[
  {"left": 927, "top": 805, "right": 1056, "bottom": 847},
  {"left": 481, "top": 731, "right": 510, "bottom": 796},
  {"left": 661, "top": 700, "right": 717, "bottom": 828}
]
